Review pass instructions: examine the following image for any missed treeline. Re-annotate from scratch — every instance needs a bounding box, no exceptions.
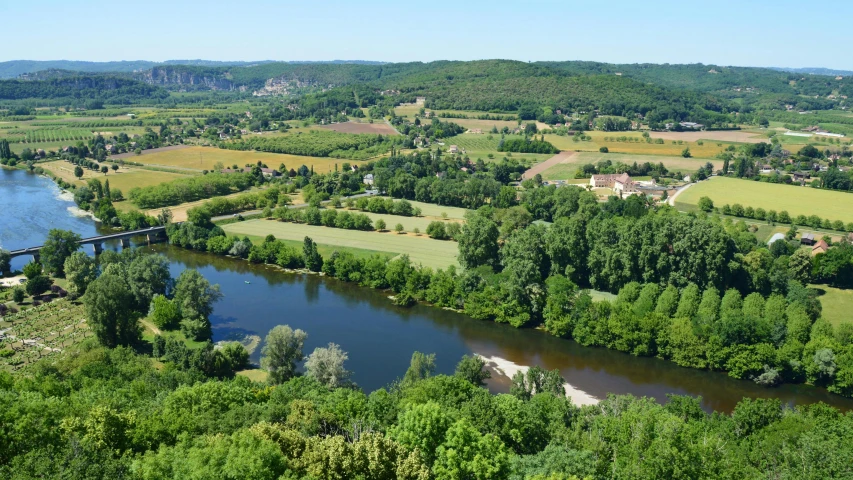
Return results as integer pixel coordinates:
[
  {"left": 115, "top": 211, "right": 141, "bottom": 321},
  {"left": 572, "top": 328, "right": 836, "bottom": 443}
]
[
  {"left": 128, "top": 172, "right": 256, "bottom": 209},
  {"left": 6, "top": 334, "right": 853, "bottom": 479},
  {"left": 222, "top": 130, "right": 400, "bottom": 160},
  {"left": 0, "top": 76, "right": 169, "bottom": 104},
  {"left": 498, "top": 137, "right": 559, "bottom": 154},
  {"left": 720, "top": 202, "right": 853, "bottom": 233}
]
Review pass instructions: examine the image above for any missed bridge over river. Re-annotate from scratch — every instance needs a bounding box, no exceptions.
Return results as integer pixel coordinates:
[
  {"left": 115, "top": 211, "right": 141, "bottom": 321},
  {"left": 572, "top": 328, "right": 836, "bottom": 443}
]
[{"left": 6, "top": 226, "right": 167, "bottom": 265}]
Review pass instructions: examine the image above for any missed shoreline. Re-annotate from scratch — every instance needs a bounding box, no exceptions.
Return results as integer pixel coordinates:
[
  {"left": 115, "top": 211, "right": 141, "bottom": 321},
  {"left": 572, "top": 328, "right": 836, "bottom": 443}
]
[{"left": 478, "top": 353, "right": 600, "bottom": 406}]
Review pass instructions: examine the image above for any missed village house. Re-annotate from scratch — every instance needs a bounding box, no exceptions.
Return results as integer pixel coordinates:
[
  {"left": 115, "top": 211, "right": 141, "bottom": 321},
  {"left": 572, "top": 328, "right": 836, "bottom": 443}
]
[
  {"left": 468, "top": 129, "right": 483, "bottom": 134},
  {"left": 760, "top": 164, "right": 775, "bottom": 174},
  {"left": 35, "top": 148, "right": 45, "bottom": 158},
  {"left": 679, "top": 122, "right": 704, "bottom": 130},
  {"left": 811, "top": 239, "right": 830, "bottom": 256},
  {"left": 589, "top": 173, "right": 637, "bottom": 193},
  {"left": 222, "top": 167, "right": 281, "bottom": 178},
  {"left": 363, "top": 173, "right": 374, "bottom": 186},
  {"left": 105, "top": 144, "right": 116, "bottom": 154},
  {"left": 448, "top": 145, "right": 458, "bottom": 154},
  {"left": 800, "top": 233, "right": 816, "bottom": 245}
]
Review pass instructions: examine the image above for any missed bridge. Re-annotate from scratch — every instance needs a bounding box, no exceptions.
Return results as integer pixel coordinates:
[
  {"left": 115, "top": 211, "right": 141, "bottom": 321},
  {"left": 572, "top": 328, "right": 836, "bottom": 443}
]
[{"left": 6, "top": 226, "right": 167, "bottom": 265}]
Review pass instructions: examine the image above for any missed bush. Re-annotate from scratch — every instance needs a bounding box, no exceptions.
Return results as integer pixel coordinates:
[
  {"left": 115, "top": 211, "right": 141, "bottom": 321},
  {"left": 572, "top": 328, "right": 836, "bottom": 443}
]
[
  {"left": 599, "top": 146, "right": 609, "bottom": 153},
  {"left": 697, "top": 196, "right": 714, "bottom": 212},
  {"left": 426, "top": 221, "right": 448, "bottom": 240}
]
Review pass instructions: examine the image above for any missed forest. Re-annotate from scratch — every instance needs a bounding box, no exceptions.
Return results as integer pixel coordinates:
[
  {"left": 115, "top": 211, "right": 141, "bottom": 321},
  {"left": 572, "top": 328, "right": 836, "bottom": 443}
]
[{"left": 0, "top": 76, "right": 169, "bottom": 103}]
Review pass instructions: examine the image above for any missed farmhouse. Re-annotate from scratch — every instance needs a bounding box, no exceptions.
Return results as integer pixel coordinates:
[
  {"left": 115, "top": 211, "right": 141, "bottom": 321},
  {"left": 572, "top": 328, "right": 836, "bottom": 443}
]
[
  {"left": 222, "top": 167, "right": 281, "bottom": 178},
  {"left": 679, "top": 122, "right": 704, "bottom": 130},
  {"left": 448, "top": 145, "right": 459, "bottom": 154},
  {"left": 468, "top": 129, "right": 483, "bottom": 134},
  {"left": 363, "top": 174, "right": 374, "bottom": 186},
  {"left": 589, "top": 173, "right": 637, "bottom": 193},
  {"left": 800, "top": 233, "right": 815, "bottom": 245},
  {"left": 811, "top": 239, "right": 829, "bottom": 256}
]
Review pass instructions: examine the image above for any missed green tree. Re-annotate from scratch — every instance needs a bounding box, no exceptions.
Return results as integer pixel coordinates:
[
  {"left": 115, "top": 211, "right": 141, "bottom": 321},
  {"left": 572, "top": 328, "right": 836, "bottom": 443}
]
[
  {"left": 675, "top": 283, "right": 701, "bottom": 319},
  {"left": 457, "top": 212, "right": 500, "bottom": 268},
  {"left": 0, "top": 249, "right": 11, "bottom": 273},
  {"left": 84, "top": 271, "right": 139, "bottom": 347},
  {"left": 260, "top": 325, "right": 307, "bottom": 384},
  {"left": 172, "top": 269, "right": 222, "bottom": 341},
  {"left": 302, "top": 236, "right": 323, "bottom": 272},
  {"left": 63, "top": 251, "right": 98, "bottom": 299},
  {"left": 12, "top": 286, "right": 25, "bottom": 303},
  {"left": 74, "top": 165, "right": 84, "bottom": 179},
  {"left": 127, "top": 254, "right": 171, "bottom": 311},
  {"left": 454, "top": 354, "right": 491, "bottom": 387},
  {"left": 682, "top": 147, "right": 692, "bottom": 158},
  {"left": 433, "top": 419, "right": 511, "bottom": 480},
  {"left": 25, "top": 275, "right": 51, "bottom": 296},
  {"left": 149, "top": 294, "right": 180, "bottom": 330},
  {"left": 40, "top": 229, "right": 82, "bottom": 276},
  {"left": 304, "top": 342, "right": 350, "bottom": 388},
  {"left": 426, "top": 221, "right": 448, "bottom": 240},
  {"left": 697, "top": 196, "right": 714, "bottom": 212},
  {"left": 390, "top": 401, "right": 452, "bottom": 466},
  {"left": 403, "top": 351, "right": 437, "bottom": 386},
  {"left": 395, "top": 223, "right": 404, "bottom": 234},
  {"left": 375, "top": 218, "right": 387, "bottom": 231}
]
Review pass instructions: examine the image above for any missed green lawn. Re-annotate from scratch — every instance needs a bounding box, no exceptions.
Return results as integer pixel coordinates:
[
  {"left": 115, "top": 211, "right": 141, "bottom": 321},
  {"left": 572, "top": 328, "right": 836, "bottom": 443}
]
[
  {"left": 367, "top": 198, "right": 472, "bottom": 221},
  {"left": 676, "top": 177, "right": 853, "bottom": 224},
  {"left": 342, "top": 210, "right": 463, "bottom": 232},
  {"left": 235, "top": 232, "right": 395, "bottom": 261},
  {"left": 222, "top": 219, "right": 460, "bottom": 270},
  {"left": 812, "top": 285, "right": 853, "bottom": 327}
]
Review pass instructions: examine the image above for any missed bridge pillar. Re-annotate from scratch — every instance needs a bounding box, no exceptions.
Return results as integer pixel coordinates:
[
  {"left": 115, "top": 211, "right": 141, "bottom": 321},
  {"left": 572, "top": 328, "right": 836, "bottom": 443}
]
[
  {"left": 32, "top": 253, "right": 40, "bottom": 264},
  {"left": 120, "top": 238, "right": 131, "bottom": 248},
  {"left": 92, "top": 243, "right": 103, "bottom": 255}
]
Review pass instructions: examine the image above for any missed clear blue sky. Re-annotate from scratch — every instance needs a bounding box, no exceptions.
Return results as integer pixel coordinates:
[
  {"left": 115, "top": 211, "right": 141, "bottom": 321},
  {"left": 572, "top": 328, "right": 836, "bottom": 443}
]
[{"left": 7, "top": 0, "right": 852, "bottom": 69}]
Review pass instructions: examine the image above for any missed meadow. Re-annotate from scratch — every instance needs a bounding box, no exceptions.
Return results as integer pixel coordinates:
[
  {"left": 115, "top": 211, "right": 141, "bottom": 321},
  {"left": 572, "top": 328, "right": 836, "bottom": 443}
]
[
  {"left": 40, "top": 160, "right": 190, "bottom": 192},
  {"left": 813, "top": 285, "right": 853, "bottom": 327},
  {"left": 675, "top": 176, "right": 853, "bottom": 224},
  {"left": 133, "top": 146, "right": 344, "bottom": 174},
  {"left": 368, "top": 197, "right": 471, "bottom": 220},
  {"left": 222, "top": 219, "right": 460, "bottom": 269},
  {"left": 538, "top": 151, "right": 722, "bottom": 180},
  {"left": 445, "top": 133, "right": 554, "bottom": 163},
  {"left": 544, "top": 131, "right": 737, "bottom": 158}
]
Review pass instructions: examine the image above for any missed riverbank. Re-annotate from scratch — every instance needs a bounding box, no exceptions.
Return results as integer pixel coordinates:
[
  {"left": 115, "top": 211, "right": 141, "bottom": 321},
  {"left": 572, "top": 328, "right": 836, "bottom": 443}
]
[{"left": 479, "top": 354, "right": 600, "bottom": 406}]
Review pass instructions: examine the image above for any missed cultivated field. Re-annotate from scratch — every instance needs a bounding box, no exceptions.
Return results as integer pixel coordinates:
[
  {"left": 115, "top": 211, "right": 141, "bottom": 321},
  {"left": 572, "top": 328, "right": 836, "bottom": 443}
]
[
  {"left": 444, "top": 134, "right": 554, "bottom": 163},
  {"left": 343, "top": 210, "right": 463, "bottom": 232},
  {"left": 369, "top": 198, "right": 471, "bottom": 220},
  {"left": 675, "top": 177, "right": 853, "bottom": 224},
  {"left": 132, "top": 146, "right": 344, "bottom": 174},
  {"left": 110, "top": 144, "right": 191, "bottom": 160},
  {"left": 648, "top": 130, "right": 768, "bottom": 143},
  {"left": 317, "top": 121, "right": 399, "bottom": 135},
  {"left": 523, "top": 151, "right": 576, "bottom": 179},
  {"left": 0, "top": 300, "right": 90, "bottom": 371},
  {"left": 538, "top": 152, "right": 722, "bottom": 180},
  {"left": 222, "top": 219, "right": 460, "bottom": 269},
  {"left": 40, "top": 160, "right": 189, "bottom": 192}
]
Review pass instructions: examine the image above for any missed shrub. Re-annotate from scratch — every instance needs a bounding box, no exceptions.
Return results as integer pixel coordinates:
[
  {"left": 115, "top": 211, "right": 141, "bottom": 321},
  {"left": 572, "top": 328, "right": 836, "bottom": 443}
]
[{"left": 426, "top": 221, "right": 448, "bottom": 240}]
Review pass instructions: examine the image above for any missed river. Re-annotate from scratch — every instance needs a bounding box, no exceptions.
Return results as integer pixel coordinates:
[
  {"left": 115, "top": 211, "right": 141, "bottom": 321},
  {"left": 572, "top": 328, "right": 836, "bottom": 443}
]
[{"left": 3, "top": 167, "right": 852, "bottom": 413}]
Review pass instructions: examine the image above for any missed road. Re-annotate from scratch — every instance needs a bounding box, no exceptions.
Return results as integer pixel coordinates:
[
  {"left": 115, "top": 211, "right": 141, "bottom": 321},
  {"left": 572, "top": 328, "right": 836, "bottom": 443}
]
[
  {"left": 667, "top": 181, "right": 695, "bottom": 207},
  {"left": 521, "top": 151, "right": 576, "bottom": 180}
]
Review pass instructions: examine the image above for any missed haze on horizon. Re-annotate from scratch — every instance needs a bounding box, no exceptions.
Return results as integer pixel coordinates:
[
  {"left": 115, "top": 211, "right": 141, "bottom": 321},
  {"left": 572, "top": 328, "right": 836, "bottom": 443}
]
[{"left": 7, "top": 0, "right": 853, "bottom": 71}]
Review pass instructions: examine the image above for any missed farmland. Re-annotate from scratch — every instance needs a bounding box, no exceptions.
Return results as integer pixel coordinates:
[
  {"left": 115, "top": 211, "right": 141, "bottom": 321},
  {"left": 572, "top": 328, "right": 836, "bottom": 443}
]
[
  {"left": 538, "top": 151, "right": 722, "bottom": 180},
  {"left": 131, "top": 145, "right": 343, "bottom": 174},
  {"left": 0, "top": 300, "right": 90, "bottom": 372},
  {"left": 317, "top": 121, "right": 398, "bottom": 135},
  {"left": 675, "top": 176, "right": 853, "bottom": 224},
  {"left": 222, "top": 219, "right": 460, "bottom": 269},
  {"left": 544, "top": 131, "right": 736, "bottom": 158},
  {"left": 40, "top": 159, "right": 190, "bottom": 192},
  {"left": 367, "top": 197, "right": 472, "bottom": 220},
  {"left": 444, "top": 133, "right": 554, "bottom": 163}
]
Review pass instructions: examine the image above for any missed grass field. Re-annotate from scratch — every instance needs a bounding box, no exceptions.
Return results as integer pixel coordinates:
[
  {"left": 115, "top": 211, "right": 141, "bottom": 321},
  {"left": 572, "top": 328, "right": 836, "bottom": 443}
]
[
  {"left": 40, "top": 160, "right": 190, "bottom": 192},
  {"left": 538, "top": 152, "right": 722, "bottom": 180},
  {"left": 370, "top": 198, "right": 472, "bottom": 220},
  {"left": 222, "top": 219, "right": 460, "bottom": 269},
  {"left": 445, "top": 134, "right": 554, "bottom": 163},
  {"left": 133, "top": 146, "right": 344, "bottom": 174},
  {"left": 675, "top": 177, "right": 853, "bottom": 224},
  {"left": 317, "top": 122, "right": 398, "bottom": 135},
  {"left": 544, "top": 131, "right": 736, "bottom": 158},
  {"left": 343, "top": 210, "right": 463, "bottom": 232},
  {"left": 812, "top": 285, "right": 853, "bottom": 327}
]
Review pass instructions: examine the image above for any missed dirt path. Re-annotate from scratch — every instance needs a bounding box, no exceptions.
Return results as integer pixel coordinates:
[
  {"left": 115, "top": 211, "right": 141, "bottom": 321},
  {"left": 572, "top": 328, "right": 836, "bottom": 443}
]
[
  {"left": 522, "top": 151, "right": 576, "bottom": 180},
  {"left": 139, "top": 319, "right": 161, "bottom": 336}
]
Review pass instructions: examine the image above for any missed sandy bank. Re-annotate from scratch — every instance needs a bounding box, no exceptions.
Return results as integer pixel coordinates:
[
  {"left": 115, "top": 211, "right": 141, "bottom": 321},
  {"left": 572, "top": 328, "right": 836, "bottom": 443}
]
[{"left": 478, "top": 354, "right": 600, "bottom": 406}]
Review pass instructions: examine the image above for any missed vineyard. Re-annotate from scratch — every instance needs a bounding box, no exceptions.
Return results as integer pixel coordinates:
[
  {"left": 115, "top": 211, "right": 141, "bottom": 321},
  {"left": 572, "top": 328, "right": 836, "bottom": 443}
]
[
  {"left": 3, "top": 127, "right": 94, "bottom": 144},
  {"left": 0, "top": 300, "right": 90, "bottom": 371}
]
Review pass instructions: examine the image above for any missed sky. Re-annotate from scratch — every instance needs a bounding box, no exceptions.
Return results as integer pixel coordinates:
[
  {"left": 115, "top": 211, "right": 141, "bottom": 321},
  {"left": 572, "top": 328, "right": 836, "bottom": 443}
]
[{"left": 6, "top": 0, "right": 852, "bottom": 70}]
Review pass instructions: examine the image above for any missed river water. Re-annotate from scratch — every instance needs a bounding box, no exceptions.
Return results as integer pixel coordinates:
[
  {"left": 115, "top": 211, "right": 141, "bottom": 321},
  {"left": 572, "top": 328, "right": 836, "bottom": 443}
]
[{"left": 3, "top": 168, "right": 852, "bottom": 413}]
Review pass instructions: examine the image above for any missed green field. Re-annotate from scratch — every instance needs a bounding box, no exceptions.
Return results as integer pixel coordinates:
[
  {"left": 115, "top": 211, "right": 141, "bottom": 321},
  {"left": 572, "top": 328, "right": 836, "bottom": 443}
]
[
  {"left": 676, "top": 177, "right": 853, "bottom": 224},
  {"left": 136, "top": 146, "right": 346, "bottom": 174},
  {"left": 812, "top": 285, "right": 853, "bottom": 327},
  {"left": 342, "top": 209, "right": 463, "bottom": 232},
  {"left": 439, "top": 134, "right": 554, "bottom": 163},
  {"left": 539, "top": 152, "right": 721, "bottom": 180},
  {"left": 40, "top": 160, "right": 190, "bottom": 192},
  {"left": 222, "top": 219, "right": 460, "bottom": 269},
  {"left": 369, "top": 198, "right": 472, "bottom": 220}
]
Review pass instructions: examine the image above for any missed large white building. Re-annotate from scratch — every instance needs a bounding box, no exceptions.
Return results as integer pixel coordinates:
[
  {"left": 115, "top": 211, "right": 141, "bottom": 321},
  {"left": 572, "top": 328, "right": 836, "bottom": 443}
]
[{"left": 590, "top": 173, "right": 636, "bottom": 193}]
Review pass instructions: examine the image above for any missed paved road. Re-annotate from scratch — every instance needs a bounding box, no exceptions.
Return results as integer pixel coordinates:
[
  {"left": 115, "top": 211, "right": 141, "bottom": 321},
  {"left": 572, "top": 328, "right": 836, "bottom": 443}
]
[{"left": 667, "top": 181, "right": 695, "bottom": 207}]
